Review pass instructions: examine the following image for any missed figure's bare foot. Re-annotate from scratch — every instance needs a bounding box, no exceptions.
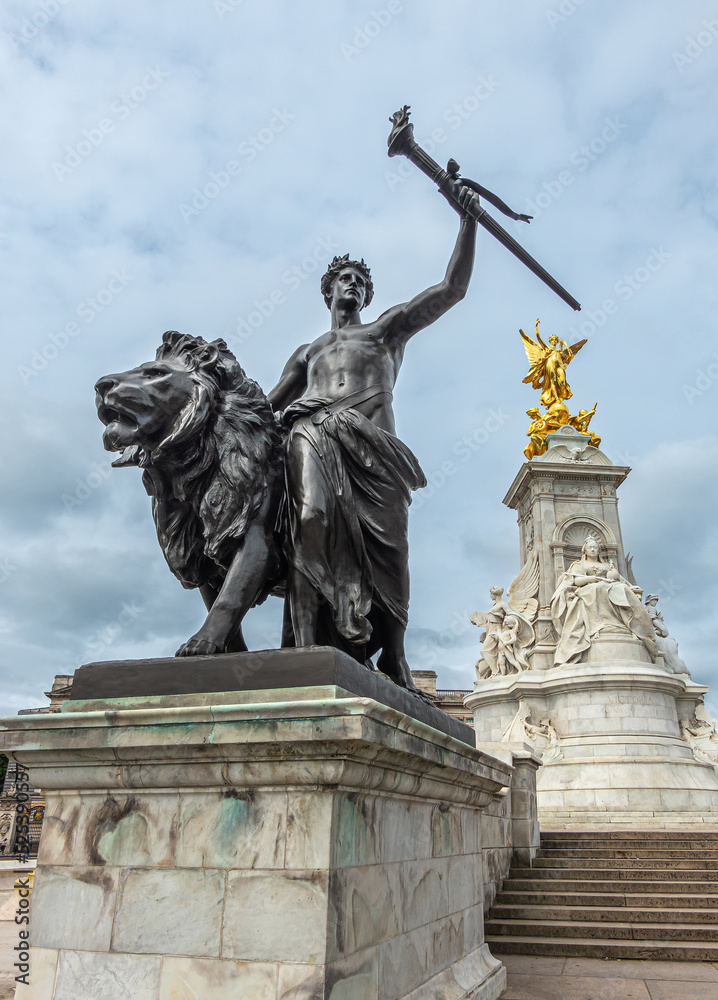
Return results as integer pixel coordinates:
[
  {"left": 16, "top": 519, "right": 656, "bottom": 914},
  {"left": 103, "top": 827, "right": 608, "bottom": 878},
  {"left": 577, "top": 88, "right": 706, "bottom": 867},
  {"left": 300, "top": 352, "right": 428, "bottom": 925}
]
[{"left": 176, "top": 636, "right": 221, "bottom": 657}]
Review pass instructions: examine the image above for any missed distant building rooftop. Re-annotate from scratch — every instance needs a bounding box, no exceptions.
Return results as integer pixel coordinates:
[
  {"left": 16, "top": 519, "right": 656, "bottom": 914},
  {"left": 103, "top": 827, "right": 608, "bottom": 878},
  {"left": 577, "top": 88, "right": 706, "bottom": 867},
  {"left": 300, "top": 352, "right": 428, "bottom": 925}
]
[{"left": 410, "top": 669, "right": 473, "bottom": 729}]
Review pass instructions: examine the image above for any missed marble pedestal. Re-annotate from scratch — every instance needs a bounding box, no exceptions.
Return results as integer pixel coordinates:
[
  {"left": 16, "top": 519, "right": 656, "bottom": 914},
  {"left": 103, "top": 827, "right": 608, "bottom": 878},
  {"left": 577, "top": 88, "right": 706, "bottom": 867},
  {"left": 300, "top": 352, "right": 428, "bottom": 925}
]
[
  {"left": 466, "top": 656, "right": 718, "bottom": 830},
  {"left": 1, "top": 661, "right": 513, "bottom": 1000}
]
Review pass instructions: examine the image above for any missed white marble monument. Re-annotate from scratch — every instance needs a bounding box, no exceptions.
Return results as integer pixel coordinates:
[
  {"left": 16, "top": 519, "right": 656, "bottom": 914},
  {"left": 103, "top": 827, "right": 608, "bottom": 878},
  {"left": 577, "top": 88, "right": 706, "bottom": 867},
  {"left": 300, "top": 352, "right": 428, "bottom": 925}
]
[
  {"left": 467, "top": 414, "right": 718, "bottom": 830},
  {"left": 0, "top": 651, "right": 536, "bottom": 1000}
]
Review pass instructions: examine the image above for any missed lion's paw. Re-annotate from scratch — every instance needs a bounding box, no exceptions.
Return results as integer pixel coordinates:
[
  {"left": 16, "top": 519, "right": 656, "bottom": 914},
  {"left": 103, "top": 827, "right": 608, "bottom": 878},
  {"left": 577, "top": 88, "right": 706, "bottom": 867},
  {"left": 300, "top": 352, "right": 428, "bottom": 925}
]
[{"left": 176, "top": 637, "right": 222, "bottom": 657}]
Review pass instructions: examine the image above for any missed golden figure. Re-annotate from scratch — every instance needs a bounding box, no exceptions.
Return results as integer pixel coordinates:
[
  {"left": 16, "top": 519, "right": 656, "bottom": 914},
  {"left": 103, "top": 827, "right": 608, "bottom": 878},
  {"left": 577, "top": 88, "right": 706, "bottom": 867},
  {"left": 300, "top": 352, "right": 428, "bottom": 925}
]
[
  {"left": 524, "top": 408, "right": 546, "bottom": 460},
  {"left": 569, "top": 403, "right": 601, "bottom": 448},
  {"left": 520, "top": 319, "right": 587, "bottom": 408},
  {"left": 519, "top": 323, "right": 602, "bottom": 460},
  {"left": 524, "top": 401, "right": 570, "bottom": 459}
]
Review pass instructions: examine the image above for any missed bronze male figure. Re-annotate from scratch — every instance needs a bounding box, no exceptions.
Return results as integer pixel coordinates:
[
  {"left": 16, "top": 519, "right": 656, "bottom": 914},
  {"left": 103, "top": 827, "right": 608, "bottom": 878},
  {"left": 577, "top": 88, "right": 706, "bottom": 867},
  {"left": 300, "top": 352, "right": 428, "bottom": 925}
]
[{"left": 268, "top": 183, "right": 478, "bottom": 688}]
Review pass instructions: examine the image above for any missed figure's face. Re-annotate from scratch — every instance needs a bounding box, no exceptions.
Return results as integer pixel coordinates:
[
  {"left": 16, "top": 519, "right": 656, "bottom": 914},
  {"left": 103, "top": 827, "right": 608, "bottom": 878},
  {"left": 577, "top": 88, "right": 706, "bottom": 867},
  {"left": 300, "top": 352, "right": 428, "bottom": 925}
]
[
  {"left": 490, "top": 587, "right": 504, "bottom": 600},
  {"left": 583, "top": 538, "right": 599, "bottom": 559},
  {"left": 332, "top": 267, "right": 367, "bottom": 311},
  {"left": 549, "top": 335, "right": 559, "bottom": 347}
]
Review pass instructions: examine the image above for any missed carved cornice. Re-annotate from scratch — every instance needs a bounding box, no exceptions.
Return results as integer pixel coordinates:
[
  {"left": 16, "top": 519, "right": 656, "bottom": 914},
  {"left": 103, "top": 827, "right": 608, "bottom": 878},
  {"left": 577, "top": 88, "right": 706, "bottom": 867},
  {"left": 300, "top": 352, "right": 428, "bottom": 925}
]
[
  {"left": 504, "top": 461, "right": 630, "bottom": 510},
  {"left": 0, "top": 697, "right": 512, "bottom": 806},
  {"left": 466, "top": 662, "right": 690, "bottom": 710}
]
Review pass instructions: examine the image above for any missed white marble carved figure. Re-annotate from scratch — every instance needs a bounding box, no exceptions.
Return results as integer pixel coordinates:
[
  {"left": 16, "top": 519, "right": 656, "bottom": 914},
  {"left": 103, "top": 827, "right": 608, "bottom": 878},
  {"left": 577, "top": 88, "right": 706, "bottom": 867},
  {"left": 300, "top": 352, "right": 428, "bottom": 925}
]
[
  {"left": 645, "top": 593, "right": 690, "bottom": 676},
  {"left": 501, "top": 700, "right": 563, "bottom": 762},
  {"left": 550, "top": 535, "right": 657, "bottom": 666},
  {"left": 471, "top": 556, "right": 538, "bottom": 678},
  {"left": 525, "top": 716, "right": 563, "bottom": 764},
  {"left": 681, "top": 703, "right": 718, "bottom": 767}
]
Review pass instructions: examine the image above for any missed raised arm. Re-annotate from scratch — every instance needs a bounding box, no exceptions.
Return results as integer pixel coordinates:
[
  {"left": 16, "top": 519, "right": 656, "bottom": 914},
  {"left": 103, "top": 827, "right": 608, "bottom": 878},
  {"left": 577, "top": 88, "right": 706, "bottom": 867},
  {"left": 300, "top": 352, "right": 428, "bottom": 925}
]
[
  {"left": 384, "top": 185, "right": 478, "bottom": 346},
  {"left": 267, "top": 343, "right": 308, "bottom": 411}
]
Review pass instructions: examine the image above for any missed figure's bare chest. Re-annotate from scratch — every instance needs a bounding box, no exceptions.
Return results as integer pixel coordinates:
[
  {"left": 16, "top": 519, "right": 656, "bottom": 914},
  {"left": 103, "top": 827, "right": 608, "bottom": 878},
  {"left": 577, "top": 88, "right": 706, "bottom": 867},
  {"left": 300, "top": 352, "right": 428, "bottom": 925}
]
[{"left": 306, "top": 326, "right": 391, "bottom": 369}]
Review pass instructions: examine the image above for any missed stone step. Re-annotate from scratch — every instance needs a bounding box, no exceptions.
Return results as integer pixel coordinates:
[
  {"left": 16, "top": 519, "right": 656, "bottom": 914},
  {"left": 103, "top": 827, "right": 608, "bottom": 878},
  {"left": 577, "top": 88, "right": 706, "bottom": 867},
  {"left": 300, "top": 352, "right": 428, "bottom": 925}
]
[
  {"left": 488, "top": 832, "right": 718, "bottom": 961},
  {"left": 512, "top": 865, "right": 718, "bottom": 882},
  {"left": 541, "top": 830, "right": 718, "bottom": 841},
  {"left": 509, "top": 876, "right": 718, "bottom": 893},
  {"left": 485, "top": 934, "right": 718, "bottom": 961},
  {"left": 490, "top": 903, "right": 718, "bottom": 924},
  {"left": 532, "top": 856, "right": 718, "bottom": 870},
  {"left": 541, "top": 837, "right": 718, "bottom": 851},
  {"left": 538, "top": 847, "right": 718, "bottom": 860},
  {"left": 484, "top": 918, "right": 718, "bottom": 942},
  {"left": 497, "top": 889, "right": 718, "bottom": 909}
]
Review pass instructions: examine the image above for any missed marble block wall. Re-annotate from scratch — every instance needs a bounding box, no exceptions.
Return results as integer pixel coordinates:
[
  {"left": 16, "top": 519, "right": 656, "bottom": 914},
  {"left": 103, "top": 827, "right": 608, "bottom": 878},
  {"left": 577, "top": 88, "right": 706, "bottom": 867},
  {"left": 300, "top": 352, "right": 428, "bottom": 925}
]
[
  {"left": 467, "top": 662, "right": 718, "bottom": 829},
  {"left": 1, "top": 688, "right": 514, "bottom": 1000},
  {"left": 472, "top": 750, "right": 541, "bottom": 912}
]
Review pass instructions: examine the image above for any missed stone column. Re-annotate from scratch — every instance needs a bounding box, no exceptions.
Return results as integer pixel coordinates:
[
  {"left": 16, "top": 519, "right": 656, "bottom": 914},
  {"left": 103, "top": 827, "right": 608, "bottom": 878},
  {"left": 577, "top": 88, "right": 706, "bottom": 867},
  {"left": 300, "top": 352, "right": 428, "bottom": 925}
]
[
  {"left": 503, "top": 439, "right": 631, "bottom": 671},
  {"left": 508, "top": 751, "right": 541, "bottom": 866},
  {"left": 3, "top": 678, "right": 512, "bottom": 1000},
  {"left": 471, "top": 745, "right": 541, "bottom": 910}
]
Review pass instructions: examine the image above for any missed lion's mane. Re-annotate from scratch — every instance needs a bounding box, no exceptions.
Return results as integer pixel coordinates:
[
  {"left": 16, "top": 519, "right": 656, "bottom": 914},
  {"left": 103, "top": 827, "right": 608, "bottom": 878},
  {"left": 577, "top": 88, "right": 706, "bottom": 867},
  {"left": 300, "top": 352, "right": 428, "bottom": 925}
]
[{"left": 141, "top": 331, "right": 283, "bottom": 592}]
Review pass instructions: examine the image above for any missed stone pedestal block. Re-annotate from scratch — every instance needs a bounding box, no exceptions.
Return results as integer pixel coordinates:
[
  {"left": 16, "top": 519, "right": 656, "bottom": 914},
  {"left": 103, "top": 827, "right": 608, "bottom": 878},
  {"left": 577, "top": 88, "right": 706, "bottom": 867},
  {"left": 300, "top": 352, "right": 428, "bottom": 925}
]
[
  {"left": 502, "top": 449, "right": 632, "bottom": 671},
  {"left": 1, "top": 672, "right": 512, "bottom": 999},
  {"left": 468, "top": 747, "right": 541, "bottom": 911},
  {"left": 467, "top": 662, "right": 718, "bottom": 829}
]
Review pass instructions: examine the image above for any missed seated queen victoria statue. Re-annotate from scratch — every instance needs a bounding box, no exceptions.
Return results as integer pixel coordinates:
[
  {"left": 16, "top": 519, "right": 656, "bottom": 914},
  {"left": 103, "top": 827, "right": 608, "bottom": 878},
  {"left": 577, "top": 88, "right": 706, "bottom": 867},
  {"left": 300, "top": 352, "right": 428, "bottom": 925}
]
[{"left": 550, "top": 535, "right": 658, "bottom": 666}]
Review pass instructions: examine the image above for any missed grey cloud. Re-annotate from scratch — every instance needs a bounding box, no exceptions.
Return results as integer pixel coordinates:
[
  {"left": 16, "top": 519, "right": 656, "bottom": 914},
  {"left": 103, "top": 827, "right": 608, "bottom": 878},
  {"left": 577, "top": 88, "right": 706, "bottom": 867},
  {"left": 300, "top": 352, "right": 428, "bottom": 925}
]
[{"left": 1, "top": 0, "right": 717, "bottom": 714}]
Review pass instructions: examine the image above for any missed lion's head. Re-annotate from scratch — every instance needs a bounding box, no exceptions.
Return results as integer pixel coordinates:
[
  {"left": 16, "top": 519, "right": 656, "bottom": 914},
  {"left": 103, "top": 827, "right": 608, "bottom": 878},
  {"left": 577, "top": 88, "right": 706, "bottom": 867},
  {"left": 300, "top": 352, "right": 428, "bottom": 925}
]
[{"left": 95, "top": 331, "right": 283, "bottom": 590}]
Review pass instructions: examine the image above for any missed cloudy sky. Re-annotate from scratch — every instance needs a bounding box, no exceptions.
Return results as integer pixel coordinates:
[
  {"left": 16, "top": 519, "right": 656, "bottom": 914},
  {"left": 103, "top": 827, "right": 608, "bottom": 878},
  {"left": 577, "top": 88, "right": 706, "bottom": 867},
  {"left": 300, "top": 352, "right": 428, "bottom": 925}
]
[{"left": 0, "top": 0, "right": 716, "bottom": 715}]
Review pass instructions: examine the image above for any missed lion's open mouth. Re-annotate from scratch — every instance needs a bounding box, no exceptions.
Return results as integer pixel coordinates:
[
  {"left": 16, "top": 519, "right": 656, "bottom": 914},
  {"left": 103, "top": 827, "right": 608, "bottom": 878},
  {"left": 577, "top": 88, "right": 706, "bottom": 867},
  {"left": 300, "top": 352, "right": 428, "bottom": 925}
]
[
  {"left": 98, "top": 403, "right": 141, "bottom": 452},
  {"left": 97, "top": 404, "right": 139, "bottom": 429}
]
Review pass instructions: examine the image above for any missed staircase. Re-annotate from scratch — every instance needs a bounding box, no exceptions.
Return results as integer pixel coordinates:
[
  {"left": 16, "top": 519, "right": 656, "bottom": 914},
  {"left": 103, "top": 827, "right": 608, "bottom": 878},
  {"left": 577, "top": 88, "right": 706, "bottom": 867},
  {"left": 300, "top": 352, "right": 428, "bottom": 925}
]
[{"left": 486, "top": 830, "right": 718, "bottom": 960}]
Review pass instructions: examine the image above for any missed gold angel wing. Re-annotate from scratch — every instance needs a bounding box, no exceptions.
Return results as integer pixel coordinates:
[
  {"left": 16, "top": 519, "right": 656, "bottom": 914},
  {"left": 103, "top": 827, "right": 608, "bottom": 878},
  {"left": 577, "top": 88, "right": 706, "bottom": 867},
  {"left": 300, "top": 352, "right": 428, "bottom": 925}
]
[
  {"left": 506, "top": 553, "right": 540, "bottom": 622},
  {"left": 563, "top": 338, "right": 587, "bottom": 362},
  {"left": 520, "top": 322, "right": 548, "bottom": 388}
]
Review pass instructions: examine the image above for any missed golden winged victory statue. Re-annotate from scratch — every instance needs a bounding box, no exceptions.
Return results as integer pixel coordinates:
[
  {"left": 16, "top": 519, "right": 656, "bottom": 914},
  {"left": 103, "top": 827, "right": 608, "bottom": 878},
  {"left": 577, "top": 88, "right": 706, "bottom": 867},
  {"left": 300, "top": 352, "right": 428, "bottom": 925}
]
[
  {"left": 520, "top": 320, "right": 586, "bottom": 408},
  {"left": 519, "top": 320, "right": 601, "bottom": 459}
]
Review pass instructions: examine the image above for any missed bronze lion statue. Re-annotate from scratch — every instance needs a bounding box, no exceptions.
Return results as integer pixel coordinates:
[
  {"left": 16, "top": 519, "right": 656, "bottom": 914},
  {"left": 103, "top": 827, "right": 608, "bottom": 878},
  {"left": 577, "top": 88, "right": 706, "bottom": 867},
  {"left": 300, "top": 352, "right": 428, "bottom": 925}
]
[{"left": 95, "top": 331, "right": 285, "bottom": 656}]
